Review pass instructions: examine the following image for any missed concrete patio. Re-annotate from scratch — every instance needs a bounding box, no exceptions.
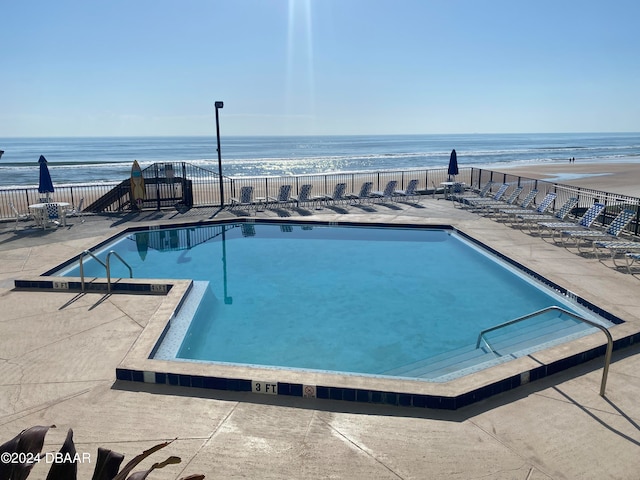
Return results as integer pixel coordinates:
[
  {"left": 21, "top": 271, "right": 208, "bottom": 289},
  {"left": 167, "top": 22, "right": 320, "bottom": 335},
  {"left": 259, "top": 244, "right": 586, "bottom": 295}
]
[{"left": 1, "top": 196, "right": 639, "bottom": 479}]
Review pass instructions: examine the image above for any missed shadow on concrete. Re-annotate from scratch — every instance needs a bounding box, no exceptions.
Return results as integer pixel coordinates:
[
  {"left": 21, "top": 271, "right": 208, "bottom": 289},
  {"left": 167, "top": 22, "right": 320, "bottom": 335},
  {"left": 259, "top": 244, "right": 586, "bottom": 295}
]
[{"left": 554, "top": 388, "right": 640, "bottom": 447}]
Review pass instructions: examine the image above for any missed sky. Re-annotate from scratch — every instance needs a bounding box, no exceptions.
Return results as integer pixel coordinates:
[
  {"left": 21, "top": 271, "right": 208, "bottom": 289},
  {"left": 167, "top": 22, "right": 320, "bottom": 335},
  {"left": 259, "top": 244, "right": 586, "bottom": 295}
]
[{"left": 2, "top": 0, "right": 640, "bottom": 137}]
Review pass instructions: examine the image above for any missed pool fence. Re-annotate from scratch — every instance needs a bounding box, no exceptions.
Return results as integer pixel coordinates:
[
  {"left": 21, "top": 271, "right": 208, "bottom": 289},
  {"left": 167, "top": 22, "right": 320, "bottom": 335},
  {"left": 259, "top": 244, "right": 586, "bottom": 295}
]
[{"left": 1, "top": 163, "right": 639, "bottom": 237}]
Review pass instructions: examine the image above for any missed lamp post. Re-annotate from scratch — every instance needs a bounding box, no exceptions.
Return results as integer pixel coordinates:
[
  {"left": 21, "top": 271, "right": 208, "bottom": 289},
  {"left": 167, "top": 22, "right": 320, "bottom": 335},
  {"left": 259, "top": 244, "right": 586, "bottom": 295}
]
[{"left": 215, "top": 101, "right": 224, "bottom": 207}]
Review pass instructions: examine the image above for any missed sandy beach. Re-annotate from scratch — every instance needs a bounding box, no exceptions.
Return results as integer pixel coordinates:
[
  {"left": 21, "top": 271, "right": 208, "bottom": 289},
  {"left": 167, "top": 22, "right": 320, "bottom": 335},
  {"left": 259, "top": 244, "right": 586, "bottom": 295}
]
[{"left": 497, "top": 162, "right": 640, "bottom": 198}]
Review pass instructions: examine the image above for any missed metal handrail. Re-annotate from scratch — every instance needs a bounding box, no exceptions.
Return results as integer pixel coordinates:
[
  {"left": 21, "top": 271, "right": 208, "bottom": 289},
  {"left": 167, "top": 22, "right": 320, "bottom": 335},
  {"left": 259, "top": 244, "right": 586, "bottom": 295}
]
[
  {"left": 476, "top": 306, "right": 613, "bottom": 397},
  {"left": 78, "top": 249, "right": 133, "bottom": 293},
  {"left": 79, "top": 250, "right": 107, "bottom": 293},
  {"left": 106, "top": 251, "right": 133, "bottom": 293}
]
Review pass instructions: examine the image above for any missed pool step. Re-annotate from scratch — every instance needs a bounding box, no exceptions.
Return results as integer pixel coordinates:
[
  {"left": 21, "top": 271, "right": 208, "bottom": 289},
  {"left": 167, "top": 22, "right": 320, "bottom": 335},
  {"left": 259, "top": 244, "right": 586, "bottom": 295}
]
[
  {"left": 384, "top": 315, "right": 597, "bottom": 380},
  {"left": 488, "top": 318, "right": 594, "bottom": 355},
  {"left": 383, "top": 345, "right": 499, "bottom": 379}
]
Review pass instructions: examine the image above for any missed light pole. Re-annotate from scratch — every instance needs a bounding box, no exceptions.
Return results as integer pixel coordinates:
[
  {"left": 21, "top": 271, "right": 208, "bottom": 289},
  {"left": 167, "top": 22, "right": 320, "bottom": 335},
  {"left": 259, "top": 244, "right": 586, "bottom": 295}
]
[{"left": 215, "top": 101, "right": 224, "bottom": 207}]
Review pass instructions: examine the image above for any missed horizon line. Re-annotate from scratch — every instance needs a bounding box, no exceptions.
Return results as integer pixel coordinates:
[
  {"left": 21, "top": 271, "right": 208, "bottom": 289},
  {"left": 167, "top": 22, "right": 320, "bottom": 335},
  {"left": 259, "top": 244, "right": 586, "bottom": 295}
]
[{"left": 1, "top": 131, "right": 640, "bottom": 140}]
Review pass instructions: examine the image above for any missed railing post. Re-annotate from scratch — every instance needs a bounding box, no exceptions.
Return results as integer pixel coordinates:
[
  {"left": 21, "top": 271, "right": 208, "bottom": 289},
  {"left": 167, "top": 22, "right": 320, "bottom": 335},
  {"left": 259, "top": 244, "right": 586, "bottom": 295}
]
[
  {"left": 154, "top": 163, "right": 160, "bottom": 211},
  {"left": 635, "top": 198, "right": 640, "bottom": 236}
]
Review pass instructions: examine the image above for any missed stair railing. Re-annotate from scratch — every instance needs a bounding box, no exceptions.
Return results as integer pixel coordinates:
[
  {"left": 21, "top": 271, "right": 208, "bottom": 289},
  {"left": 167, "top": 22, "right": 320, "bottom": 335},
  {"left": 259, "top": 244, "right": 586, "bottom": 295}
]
[
  {"left": 79, "top": 250, "right": 133, "bottom": 294},
  {"left": 476, "top": 306, "right": 613, "bottom": 397}
]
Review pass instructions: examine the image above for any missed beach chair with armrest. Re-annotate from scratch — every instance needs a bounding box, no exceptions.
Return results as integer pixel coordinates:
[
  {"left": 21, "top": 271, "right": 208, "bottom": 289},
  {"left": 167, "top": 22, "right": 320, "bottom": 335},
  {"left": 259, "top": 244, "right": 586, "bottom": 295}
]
[
  {"left": 625, "top": 252, "right": 640, "bottom": 274},
  {"left": 517, "top": 196, "right": 578, "bottom": 233},
  {"left": 471, "top": 185, "right": 523, "bottom": 214},
  {"left": 230, "top": 186, "right": 255, "bottom": 214},
  {"left": 346, "top": 181, "right": 374, "bottom": 204},
  {"left": 370, "top": 180, "right": 398, "bottom": 203},
  {"left": 267, "top": 184, "right": 293, "bottom": 209},
  {"left": 292, "top": 184, "right": 320, "bottom": 209},
  {"left": 394, "top": 179, "right": 420, "bottom": 203},
  {"left": 559, "top": 208, "right": 636, "bottom": 253},
  {"left": 465, "top": 183, "right": 509, "bottom": 209},
  {"left": 494, "top": 189, "right": 539, "bottom": 219},
  {"left": 467, "top": 183, "right": 522, "bottom": 211},
  {"left": 537, "top": 202, "right": 605, "bottom": 241},
  {"left": 319, "top": 183, "right": 348, "bottom": 206},
  {"left": 508, "top": 192, "right": 558, "bottom": 226},
  {"left": 592, "top": 239, "right": 640, "bottom": 268},
  {"left": 451, "top": 181, "right": 493, "bottom": 206}
]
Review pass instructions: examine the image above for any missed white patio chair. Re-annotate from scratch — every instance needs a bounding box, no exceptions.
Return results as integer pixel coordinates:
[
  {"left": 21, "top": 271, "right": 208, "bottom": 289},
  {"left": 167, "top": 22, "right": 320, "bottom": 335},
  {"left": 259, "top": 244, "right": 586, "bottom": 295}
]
[
  {"left": 66, "top": 197, "right": 85, "bottom": 222},
  {"left": 10, "top": 203, "right": 31, "bottom": 231}
]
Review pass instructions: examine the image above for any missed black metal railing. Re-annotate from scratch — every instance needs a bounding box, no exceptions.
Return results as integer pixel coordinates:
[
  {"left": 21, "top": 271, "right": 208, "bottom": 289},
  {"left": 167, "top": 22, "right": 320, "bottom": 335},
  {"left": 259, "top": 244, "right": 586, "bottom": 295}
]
[{"left": 1, "top": 164, "right": 639, "bottom": 237}]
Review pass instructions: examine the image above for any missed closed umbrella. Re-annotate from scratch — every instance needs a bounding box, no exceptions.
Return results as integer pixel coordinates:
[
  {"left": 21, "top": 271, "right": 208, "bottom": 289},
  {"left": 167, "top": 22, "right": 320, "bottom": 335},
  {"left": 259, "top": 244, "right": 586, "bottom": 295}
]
[
  {"left": 38, "top": 155, "right": 54, "bottom": 200},
  {"left": 447, "top": 149, "right": 459, "bottom": 181}
]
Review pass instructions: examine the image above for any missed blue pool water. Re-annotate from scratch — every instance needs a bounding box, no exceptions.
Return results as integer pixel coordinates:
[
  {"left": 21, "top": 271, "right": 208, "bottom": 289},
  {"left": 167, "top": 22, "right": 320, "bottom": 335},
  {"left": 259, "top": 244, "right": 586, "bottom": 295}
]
[{"left": 58, "top": 222, "right": 612, "bottom": 379}]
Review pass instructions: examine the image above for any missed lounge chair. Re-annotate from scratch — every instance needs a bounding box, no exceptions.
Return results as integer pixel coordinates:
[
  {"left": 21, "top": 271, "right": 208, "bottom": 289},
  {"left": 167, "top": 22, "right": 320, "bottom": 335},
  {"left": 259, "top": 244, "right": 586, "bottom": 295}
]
[
  {"left": 346, "top": 181, "right": 374, "bottom": 204},
  {"left": 10, "top": 203, "right": 31, "bottom": 231},
  {"left": 370, "top": 180, "right": 398, "bottom": 202},
  {"left": 592, "top": 239, "right": 640, "bottom": 268},
  {"left": 537, "top": 202, "right": 606, "bottom": 240},
  {"left": 464, "top": 183, "right": 509, "bottom": 209},
  {"left": 230, "top": 186, "right": 255, "bottom": 214},
  {"left": 471, "top": 186, "right": 523, "bottom": 214},
  {"left": 394, "top": 179, "right": 420, "bottom": 203},
  {"left": 473, "top": 187, "right": 523, "bottom": 212},
  {"left": 292, "top": 184, "right": 321, "bottom": 209},
  {"left": 625, "top": 252, "right": 640, "bottom": 274},
  {"left": 267, "top": 185, "right": 293, "bottom": 209},
  {"left": 451, "top": 181, "right": 493, "bottom": 206},
  {"left": 559, "top": 208, "right": 636, "bottom": 252},
  {"left": 517, "top": 196, "right": 578, "bottom": 233},
  {"left": 320, "top": 183, "right": 348, "bottom": 206},
  {"left": 495, "top": 189, "right": 539, "bottom": 219},
  {"left": 509, "top": 192, "right": 559, "bottom": 225}
]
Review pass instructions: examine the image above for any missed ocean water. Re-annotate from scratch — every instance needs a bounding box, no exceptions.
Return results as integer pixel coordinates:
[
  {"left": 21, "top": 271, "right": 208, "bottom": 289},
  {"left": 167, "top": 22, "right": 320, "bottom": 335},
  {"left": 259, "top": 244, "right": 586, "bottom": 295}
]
[{"left": 0, "top": 132, "right": 639, "bottom": 188}]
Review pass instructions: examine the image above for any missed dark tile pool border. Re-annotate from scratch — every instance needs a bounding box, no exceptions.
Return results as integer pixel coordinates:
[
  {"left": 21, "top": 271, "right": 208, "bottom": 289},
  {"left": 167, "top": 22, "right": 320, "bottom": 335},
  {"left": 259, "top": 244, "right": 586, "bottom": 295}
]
[
  {"left": 14, "top": 278, "right": 172, "bottom": 295},
  {"left": 116, "top": 329, "right": 640, "bottom": 410},
  {"left": 37, "top": 217, "right": 636, "bottom": 409}
]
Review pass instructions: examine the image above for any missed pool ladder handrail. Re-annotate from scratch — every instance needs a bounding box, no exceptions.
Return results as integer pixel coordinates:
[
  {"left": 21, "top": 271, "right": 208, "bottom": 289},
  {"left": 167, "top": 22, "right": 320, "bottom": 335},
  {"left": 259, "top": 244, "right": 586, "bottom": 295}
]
[
  {"left": 476, "top": 305, "right": 613, "bottom": 397},
  {"left": 79, "top": 250, "right": 133, "bottom": 293}
]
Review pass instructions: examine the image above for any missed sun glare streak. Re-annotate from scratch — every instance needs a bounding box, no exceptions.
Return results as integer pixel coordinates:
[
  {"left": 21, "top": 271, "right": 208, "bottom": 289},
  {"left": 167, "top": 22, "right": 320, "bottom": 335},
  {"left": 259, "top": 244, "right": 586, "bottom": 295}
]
[
  {"left": 285, "top": 0, "right": 315, "bottom": 135},
  {"left": 304, "top": 0, "right": 315, "bottom": 131},
  {"left": 286, "top": 0, "right": 295, "bottom": 129}
]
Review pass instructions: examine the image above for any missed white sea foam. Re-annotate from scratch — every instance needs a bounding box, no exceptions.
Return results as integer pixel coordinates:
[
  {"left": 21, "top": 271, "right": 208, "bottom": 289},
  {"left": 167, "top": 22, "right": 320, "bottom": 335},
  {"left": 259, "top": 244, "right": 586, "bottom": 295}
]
[{"left": 1, "top": 133, "right": 639, "bottom": 187}]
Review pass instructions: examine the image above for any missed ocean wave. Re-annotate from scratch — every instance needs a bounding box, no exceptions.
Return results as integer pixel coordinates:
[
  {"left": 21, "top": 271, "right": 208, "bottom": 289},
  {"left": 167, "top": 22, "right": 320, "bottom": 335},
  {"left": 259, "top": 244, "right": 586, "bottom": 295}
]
[{"left": 2, "top": 133, "right": 640, "bottom": 187}]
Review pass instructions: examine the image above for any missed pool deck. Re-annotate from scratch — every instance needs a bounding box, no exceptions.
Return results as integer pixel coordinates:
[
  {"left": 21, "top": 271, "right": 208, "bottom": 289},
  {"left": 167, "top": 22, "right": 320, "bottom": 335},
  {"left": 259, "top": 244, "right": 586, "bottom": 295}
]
[{"left": 1, "top": 197, "right": 640, "bottom": 479}]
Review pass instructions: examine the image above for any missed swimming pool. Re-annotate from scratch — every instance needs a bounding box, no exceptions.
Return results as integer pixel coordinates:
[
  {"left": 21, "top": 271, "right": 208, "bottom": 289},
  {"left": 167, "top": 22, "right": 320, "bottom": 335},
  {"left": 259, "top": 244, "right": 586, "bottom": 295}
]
[{"left": 56, "top": 221, "right": 614, "bottom": 382}]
